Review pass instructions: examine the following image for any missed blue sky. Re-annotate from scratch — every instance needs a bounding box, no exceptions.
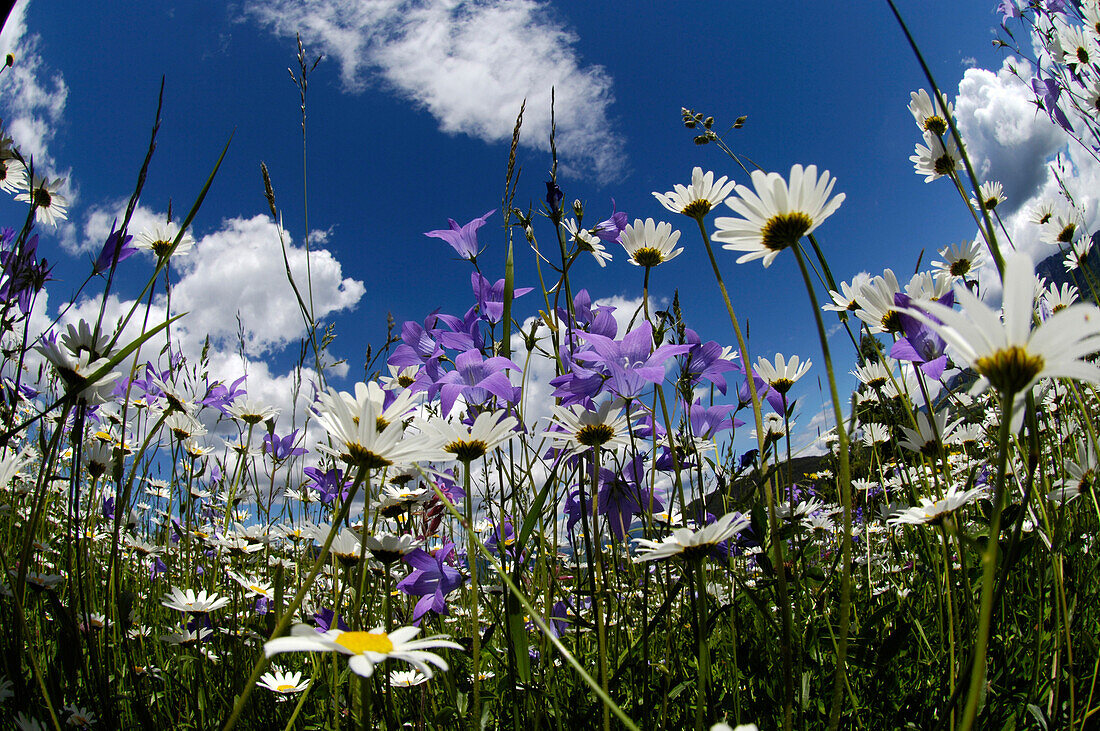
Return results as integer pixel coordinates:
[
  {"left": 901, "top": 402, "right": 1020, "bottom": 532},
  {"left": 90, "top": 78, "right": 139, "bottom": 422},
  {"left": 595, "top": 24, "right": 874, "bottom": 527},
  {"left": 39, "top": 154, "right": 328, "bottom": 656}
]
[{"left": 2, "top": 1, "right": 1092, "bottom": 454}]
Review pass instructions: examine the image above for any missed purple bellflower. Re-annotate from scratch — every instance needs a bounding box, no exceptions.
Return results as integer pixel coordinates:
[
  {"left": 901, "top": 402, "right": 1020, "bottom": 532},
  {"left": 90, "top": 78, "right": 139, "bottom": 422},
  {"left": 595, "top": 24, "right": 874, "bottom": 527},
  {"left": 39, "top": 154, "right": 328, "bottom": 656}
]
[
  {"left": 431, "top": 349, "right": 519, "bottom": 416},
  {"left": 891, "top": 291, "right": 954, "bottom": 380},
  {"left": 263, "top": 429, "right": 307, "bottom": 461},
  {"left": 93, "top": 220, "right": 136, "bottom": 274},
  {"left": 304, "top": 466, "right": 351, "bottom": 504},
  {"left": 471, "top": 272, "right": 533, "bottom": 324},
  {"left": 576, "top": 324, "right": 691, "bottom": 399},
  {"left": 397, "top": 542, "right": 466, "bottom": 623},
  {"left": 425, "top": 209, "right": 494, "bottom": 261}
]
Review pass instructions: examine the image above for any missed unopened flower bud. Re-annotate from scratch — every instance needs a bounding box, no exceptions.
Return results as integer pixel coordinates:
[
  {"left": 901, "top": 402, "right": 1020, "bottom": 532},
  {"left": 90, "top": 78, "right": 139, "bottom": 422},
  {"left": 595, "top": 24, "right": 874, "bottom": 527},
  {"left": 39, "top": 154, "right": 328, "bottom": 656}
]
[{"left": 572, "top": 199, "right": 583, "bottom": 218}]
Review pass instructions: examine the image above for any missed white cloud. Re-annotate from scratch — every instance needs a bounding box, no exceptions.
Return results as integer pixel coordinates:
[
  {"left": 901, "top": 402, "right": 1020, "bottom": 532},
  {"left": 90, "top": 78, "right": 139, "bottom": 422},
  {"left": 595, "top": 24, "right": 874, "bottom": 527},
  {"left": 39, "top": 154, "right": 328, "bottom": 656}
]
[
  {"left": 0, "top": 0, "right": 69, "bottom": 174},
  {"left": 34, "top": 213, "right": 364, "bottom": 453},
  {"left": 65, "top": 199, "right": 166, "bottom": 255},
  {"left": 246, "top": 0, "right": 623, "bottom": 181},
  {"left": 171, "top": 214, "right": 366, "bottom": 355},
  {"left": 954, "top": 56, "right": 1100, "bottom": 294}
]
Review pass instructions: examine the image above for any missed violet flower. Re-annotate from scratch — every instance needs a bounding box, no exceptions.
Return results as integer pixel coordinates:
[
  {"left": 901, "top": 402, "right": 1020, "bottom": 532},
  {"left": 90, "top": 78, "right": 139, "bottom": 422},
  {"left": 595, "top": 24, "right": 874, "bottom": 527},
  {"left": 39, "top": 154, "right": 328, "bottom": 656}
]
[
  {"left": 576, "top": 324, "right": 691, "bottom": 399},
  {"left": 93, "top": 220, "right": 136, "bottom": 274},
  {"left": 263, "top": 429, "right": 307, "bottom": 461},
  {"left": 431, "top": 348, "right": 519, "bottom": 416},
  {"left": 397, "top": 542, "right": 466, "bottom": 623},
  {"left": 304, "top": 466, "right": 350, "bottom": 504},
  {"left": 471, "top": 272, "right": 533, "bottom": 324},
  {"left": 891, "top": 291, "right": 953, "bottom": 379},
  {"left": 425, "top": 209, "right": 494, "bottom": 261}
]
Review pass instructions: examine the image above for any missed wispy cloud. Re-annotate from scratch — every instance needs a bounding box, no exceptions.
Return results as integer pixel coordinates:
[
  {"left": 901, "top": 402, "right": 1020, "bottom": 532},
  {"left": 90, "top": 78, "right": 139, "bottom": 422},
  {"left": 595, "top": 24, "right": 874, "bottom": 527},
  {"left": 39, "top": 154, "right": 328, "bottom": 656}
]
[
  {"left": 0, "top": 0, "right": 69, "bottom": 175},
  {"left": 245, "top": 0, "right": 624, "bottom": 182}
]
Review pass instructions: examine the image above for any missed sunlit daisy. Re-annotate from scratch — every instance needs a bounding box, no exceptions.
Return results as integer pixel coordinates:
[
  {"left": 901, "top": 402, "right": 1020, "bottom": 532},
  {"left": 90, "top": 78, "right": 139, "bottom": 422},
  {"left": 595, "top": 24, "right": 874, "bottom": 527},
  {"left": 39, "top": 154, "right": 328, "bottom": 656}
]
[
  {"left": 910, "top": 252, "right": 1100, "bottom": 405},
  {"left": 562, "top": 218, "right": 612, "bottom": 267},
  {"left": 932, "top": 239, "right": 986, "bottom": 280},
  {"left": 135, "top": 222, "right": 195, "bottom": 259},
  {"left": 314, "top": 385, "right": 445, "bottom": 470},
  {"left": 14, "top": 174, "right": 67, "bottom": 226},
  {"left": 855, "top": 269, "right": 904, "bottom": 334},
  {"left": 822, "top": 273, "right": 871, "bottom": 313},
  {"left": 898, "top": 409, "right": 958, "bottom": 457},
  {"left": 910, "top": 131, "right": 962, "bottom": 183},
  {"left": 888, "top": 484, "right": 986, "bottom": 526},
  {"left": 754, "top": 353, "right": 811, "bottom": 395},
  {"left": 258, "top": 667, "right": 310, "bottom": 695},
  {"left": 418, "top": 409, "right": 518, "bottom": 464},
  {"left": 1063, "top": 237, "right": 1093, "bottom": 272},
  {"left": 632, "top": 511, "right": 750, "bottom": 562},
  {"left": 1048, "top": 438, "right": 1096, "bottom": 504},
  {"left": 1041, "top": 209, "right": 1085, "bottom": 246},
  {"left": 713, "top": 164, "right": 844, "bottom": 267},
  {"left": 1030, "top": 200, "right": 1056, "bottom": 225},
  {"left": 908, "top": 88, "right": 955, "bottom": 136},
  {"left": 969, "top": 181, "right": 1006, "bottom": 212},
  {"left": 264, "top": 624, "right": 461, "bottom": 679},
  {"left": 161, "top": 587, "right": 230, "bottom": 613},
  {"left": 1042, "top": 282, "right": 1078, "bottom": 316},
  {"left": 652, "top": 167, "right": 738, "bottom": 219},
  {"left": 542, "top": 400, "right": 631, "bottom": 454},
  {"left": 226, "top": 398, "right": 280, "bottom": 425},
  {"left": 1058, "top": 22, "right": 1094, "bottom": 68},
  {"left": 618, "top": 218, "right": 683, "bottom": 267}
]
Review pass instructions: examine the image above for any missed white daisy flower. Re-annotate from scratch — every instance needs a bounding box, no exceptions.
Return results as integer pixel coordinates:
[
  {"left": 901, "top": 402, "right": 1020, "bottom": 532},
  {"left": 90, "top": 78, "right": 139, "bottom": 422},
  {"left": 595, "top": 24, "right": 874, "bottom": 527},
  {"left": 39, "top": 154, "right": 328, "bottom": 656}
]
[
  {"left": 264, "top": 624, "right": 461, "bottom": 679},
  {"left": 562, "top": 218, "right": 612, "bottom": 268},
  {"left": 135, "top": 222, "right": 195, "bottom": 259},
  {"left": 652, "top": 167, "right": 738, "bottom": 219},
  {"left": 257, "top": 668, "right": 310, "bottom": 695},
  {"left": 713, "top": 164, "right": 844, "bottom": 268},
  {"left": 969, "top": 181, "right": 1006, "bottom": 212},
  {"left": 754, "top": 353, "right": 811, "bottom": 395},
  {"left": 888, "top": 484, "right": 986, "bottom": 526},
  {"left": 932, "top": 239, "right": 986, "bottom": 280},
  {"left": 160, "top": 587, "right": 230, "bottom": 613},
  {"left": 14, "top": 174, "right": 68, "bottom": 226},
  {"left": 910, "top": 131, "right": 963, "bottom": 183},
  {"left": 908, "top": 88, "right": 955, "bottom": 136},
  {"left": 618, "top": 218, "right": 683, "bottom": 267},
  {"left": 632, "top": 511, "right": 750, "bottom": 562}
]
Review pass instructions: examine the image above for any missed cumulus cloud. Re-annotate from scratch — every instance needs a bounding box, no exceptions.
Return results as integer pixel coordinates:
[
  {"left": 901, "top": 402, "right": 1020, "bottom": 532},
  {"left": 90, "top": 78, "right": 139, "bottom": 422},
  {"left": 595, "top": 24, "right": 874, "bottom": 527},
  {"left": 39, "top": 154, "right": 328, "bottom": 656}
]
[
  {"left": 246, "top": 0, "right": 623, "bottom": 181},
  {"left": 954, "top": 56, "right": 1100, "bottom": 291},
  {"left": 38, "top": 213, "right": 364, "bottom": 450},
  {"left": 0, "top": 0, "right": 69, "bottom": 174},
  {"left": 170, "top": 214, "right": 365, "bottom": 354}
]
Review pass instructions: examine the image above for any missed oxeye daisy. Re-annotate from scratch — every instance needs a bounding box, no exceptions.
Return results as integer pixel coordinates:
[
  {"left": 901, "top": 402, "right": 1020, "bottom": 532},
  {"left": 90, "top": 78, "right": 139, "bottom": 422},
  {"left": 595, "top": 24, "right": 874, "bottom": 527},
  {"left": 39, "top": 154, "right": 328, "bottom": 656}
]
[
  {"left": 15, "top": 174, "right": 68, "bottom": 226},
  {"left": 1047, "top": 438, "right": 1097, "bottom": 504},
  {"left": 618, "top": 218, "right": 683, "bottom": 267},
  {"left": 160, "top": 587, "right": 230, "bottom": 613},
  {"left": 226, "top": 398, "right": 280, "bottom": 425},
  {"left": 822, "top": 273, "right": 871, "bottom": 313},
  {"left": 855, "top": 269, "right": 904, "bottom": 334},
  {"left": 1042, "top": 282, "right": 1079, "bottom": 316},
  {"left": 969, "top": 181, "right": 1006, "bottom": 212},
  {"left": 0, "top": 156, "right": 25, "bottom": 194},
  {"left": 1063, "top": 237, "right": 1093, "bottom": 272},
  {"left": 257, "top": 667, "right": 309, "bottom": 695},
  {"left": 713, "top": 164, "right": 845, "bottom": 268},
  {"left": 135, "top": 222, "right": 195, "bottom": 259},
  {"left": 1058, "top": 22, "right": 1093, "bottom": 68},
  {"left": 652, "top": 167, "right": 738, "bottom": 219},
  {"left": 932, "top": 240, "right": 986, "bottom": 280},
  {"left": 562, "top": 218, "right": 612, "bottom": 267},
  {"left": 1031, "top": 200, "right": 1056, "bottom": 225},
  {"left": 1041, "top": 209, "right": 1085, "bottom": 246},
  {"left": 754, "top": 353, "right": 811, "bottom": 395},
  {"left": 418, "top": 409, "right": 518, "bottom": 464},
  {"left": 264, "top": 624, "right": 461, "bottom": 679},
  {"left": 632, "top": 511, "right": 750, "bottom": 562},
  {"left": 542, "top": 400, "right": 631, "bottom": 454},
  {"left": 910, "top": 131, "right": 963, "bottom": 182},
  {"left": 887, "top": 484, "right": 987, "bottom": 526},
  {"left": 908, "top": 88, "right": 955, "bottom": 136},
  {"left": 907, "top": 252, "right": 1100, "bottom": 411}
]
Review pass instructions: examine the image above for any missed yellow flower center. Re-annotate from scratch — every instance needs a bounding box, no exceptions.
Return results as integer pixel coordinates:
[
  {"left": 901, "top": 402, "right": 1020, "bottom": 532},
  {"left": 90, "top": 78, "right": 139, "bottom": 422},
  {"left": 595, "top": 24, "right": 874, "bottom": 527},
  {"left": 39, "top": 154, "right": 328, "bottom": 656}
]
[
  {"left": 974, "top": 345, "right": 1045, "bottom": 395},
  {"left": 446, "top": 439, "right": 489, "bottom": 463},
  {"left": 151, "top": 239, "right": 172, "bottom": 257},
  {"left": 680, "top": 200, "right": 712, "bottom": 218},
  {"left": 924, "top": 115, "right": 947, "bottom": 136},
  {"left": 632, "top": 247, "right": 665, "bottom": 267},
  {"left": 276, "top": 683, "right": 296, "bottom": 691},
  {"left": 760, "top": 212, "right": 813, "bottom": 251},
  {"left": 343, "top": 444, "right": 393, "bottom": 470},
  {"left": 950, "top": 259, "right": 972, "bottom": 277},
  {"left": 576, "top": 423, "right": 615, "bottom": 447},
  {"left": 335, "top": 631, "right": 395, "bottom": 655}
]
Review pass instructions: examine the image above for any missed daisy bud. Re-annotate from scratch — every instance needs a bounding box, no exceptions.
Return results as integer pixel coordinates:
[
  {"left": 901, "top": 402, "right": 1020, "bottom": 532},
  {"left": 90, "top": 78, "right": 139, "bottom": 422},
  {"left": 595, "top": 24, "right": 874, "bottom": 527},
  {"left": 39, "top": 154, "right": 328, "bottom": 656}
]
[{"left": 572, "top": 199, "right": 583, "bottom": 218}]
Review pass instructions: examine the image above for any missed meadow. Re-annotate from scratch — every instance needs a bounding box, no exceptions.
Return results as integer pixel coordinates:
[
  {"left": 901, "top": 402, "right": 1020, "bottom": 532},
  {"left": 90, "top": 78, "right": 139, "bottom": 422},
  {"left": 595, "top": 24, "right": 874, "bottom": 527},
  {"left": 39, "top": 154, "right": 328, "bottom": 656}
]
[{"left": 1, "top": 3, "right": 1099, "bottom": 730}]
